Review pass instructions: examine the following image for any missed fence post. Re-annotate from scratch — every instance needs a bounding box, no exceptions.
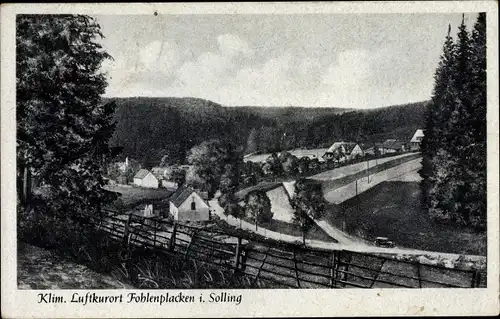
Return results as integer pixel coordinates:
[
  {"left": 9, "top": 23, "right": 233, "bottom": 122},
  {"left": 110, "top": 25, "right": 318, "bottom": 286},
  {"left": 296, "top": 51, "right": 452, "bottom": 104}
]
[
  {"left": 169, "top": 223, "right": 178, "bottom": 252},
  {"left": 370, "top": 259, "right": 386, "bottom": 288},
  {"left": 293, "top": 246, "right": 301, "bottom": 288},
  {"left": 183, "top": 230, "right": 197, "bottom": 262},
  {"left": 416, "top": 263, "right": 422, "bottom": 288},
  {"left": 122, "top": 213, "right": 132, "bottom": 247},
  {"left": 254, "top": 246, "right": 271, "bottom": 285},
  {"left": 153, "top": 218, "right": 157, "bottom": 248},
  {"left": 471, "top": 271, "right": 481, "bottom": 288},
  {"left": 343, "top": 251, "right": 352, "bottom": 287},
  {"left": 330, "top": 251, "right": 338, "bottom": 288},
  {"left": 233, "top": 237, "right": 243, "bottom": 273}
]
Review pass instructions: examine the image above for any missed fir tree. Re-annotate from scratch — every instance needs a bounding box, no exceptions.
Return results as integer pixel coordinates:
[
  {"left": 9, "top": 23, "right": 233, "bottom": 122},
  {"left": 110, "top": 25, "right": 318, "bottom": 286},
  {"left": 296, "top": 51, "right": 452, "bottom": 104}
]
[
  {"left": 16, "top": 15, "right": 118, "bottom": 219},
  {"left": 421, "top": 14, "right": 487, "bottom": 229}
]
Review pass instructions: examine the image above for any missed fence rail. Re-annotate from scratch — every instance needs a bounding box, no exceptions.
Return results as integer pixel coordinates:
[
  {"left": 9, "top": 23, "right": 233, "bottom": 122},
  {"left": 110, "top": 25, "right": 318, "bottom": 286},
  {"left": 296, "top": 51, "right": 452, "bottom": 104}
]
[{"left": 95, "top": 209, "right": 486, "bottom": 289}]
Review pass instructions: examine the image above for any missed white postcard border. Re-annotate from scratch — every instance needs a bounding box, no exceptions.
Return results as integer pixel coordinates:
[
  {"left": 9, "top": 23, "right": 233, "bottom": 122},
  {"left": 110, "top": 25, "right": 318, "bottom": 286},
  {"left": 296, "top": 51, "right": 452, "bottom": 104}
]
[{"left": 1, "top": 2, "right": 499, "bottom": 318}]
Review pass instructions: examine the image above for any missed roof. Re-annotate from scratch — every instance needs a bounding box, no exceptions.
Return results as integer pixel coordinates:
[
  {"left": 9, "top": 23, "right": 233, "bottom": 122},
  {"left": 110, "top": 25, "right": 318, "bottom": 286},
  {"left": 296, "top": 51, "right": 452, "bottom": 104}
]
[
  {"left": 343, "top": 143, "right": 358, "bottom": 153},
  {"left": 134, "top": 169, "right": 151, "bottom": 179},
  {"left": 325, "top": 141, "right": 358, "bottom": 154},
  {"left": 382, "top": 139, "right": 405, "bottom": 150},
  {"left": 151, "top": 167, "right": 168, "bottom": 179},
  {"left": 325, "top": 142, "right": 344, "bottom": 154},
  {"left": 410, "top": 129, "right": 425, "bottom": 142},
  {"left": 169, "top": 186, "right": 207, "bottom": 207}
]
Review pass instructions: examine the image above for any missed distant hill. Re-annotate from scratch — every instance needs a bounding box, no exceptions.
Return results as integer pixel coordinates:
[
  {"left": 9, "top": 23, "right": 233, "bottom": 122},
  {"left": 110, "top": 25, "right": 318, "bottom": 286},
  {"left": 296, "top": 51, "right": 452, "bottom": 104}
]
[{"left": 104, "top": 97, "right": 428, "bottom": 166}]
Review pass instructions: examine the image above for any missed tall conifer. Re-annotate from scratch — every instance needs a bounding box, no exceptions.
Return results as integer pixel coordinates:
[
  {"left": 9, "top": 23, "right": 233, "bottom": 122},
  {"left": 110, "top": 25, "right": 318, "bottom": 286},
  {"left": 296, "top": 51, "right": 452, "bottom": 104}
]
[{"left": 421, "top": 14, "right": 487, "bottom": 229}]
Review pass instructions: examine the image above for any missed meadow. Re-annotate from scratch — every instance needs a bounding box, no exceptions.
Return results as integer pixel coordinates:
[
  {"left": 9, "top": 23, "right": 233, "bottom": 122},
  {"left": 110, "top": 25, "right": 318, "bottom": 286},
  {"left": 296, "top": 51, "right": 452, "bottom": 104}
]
[{"left": 323, "top": 181, "right": 486, "bottom": 256}]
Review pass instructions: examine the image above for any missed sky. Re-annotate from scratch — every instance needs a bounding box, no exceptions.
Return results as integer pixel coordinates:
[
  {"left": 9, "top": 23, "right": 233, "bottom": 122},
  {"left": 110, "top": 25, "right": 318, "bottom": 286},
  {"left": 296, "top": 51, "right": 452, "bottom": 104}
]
[{"left": 95, "top": 13, "right": 478, "bottom": 109}]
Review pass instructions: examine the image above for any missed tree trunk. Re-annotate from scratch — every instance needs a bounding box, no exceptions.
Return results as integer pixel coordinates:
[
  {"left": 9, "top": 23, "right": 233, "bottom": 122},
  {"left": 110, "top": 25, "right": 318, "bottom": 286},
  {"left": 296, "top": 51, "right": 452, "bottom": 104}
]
[
  {"left": 23, "top": 165, "right": 31, "bottom": 204},
  {"left": 302, "top": 232, "right": 306, "bottom": 246},
  {"left": 239, "top": 218, "right": 242, "bottom": 229},
  {"left": 17, "top": 165, "right": 24, "bottom": 204}
]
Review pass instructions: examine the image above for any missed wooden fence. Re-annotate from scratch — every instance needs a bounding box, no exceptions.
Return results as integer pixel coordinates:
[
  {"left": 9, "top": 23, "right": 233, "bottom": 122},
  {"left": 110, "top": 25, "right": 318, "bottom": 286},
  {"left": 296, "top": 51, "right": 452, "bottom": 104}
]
[{"left": 94, "top": 209, "right": 487, "bottom": 289}]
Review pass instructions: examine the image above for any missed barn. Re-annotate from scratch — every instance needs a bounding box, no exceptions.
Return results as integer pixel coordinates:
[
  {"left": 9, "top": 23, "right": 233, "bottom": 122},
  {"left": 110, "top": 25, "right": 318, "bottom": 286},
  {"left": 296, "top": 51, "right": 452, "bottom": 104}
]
[
  {"left": 133, "top": 169, "right": 159, "bottom": 189},
  {"left": 169, "top": 186, "right": 210, "bottom": 222}
]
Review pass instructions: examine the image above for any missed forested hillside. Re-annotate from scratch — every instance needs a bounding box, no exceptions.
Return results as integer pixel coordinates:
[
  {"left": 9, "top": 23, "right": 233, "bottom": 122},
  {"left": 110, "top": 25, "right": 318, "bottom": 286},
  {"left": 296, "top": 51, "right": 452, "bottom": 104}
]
[{"left": 106, "top": 97, "right": 428, "bottom": 166}]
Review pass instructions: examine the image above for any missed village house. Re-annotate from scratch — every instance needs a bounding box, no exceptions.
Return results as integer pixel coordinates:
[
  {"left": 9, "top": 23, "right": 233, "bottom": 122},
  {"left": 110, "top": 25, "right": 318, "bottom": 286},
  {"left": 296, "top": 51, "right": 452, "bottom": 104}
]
[
  {"left": 151, "top": 167, "right": 168, "bottom": 179},
  {"left": 380, "top": 139, "right": 406, "bottom": 154},
  {"left": 151, "top": 166, "right": 184, "bottom": 190},
  {"left": 133, "top": 169, "right": 159, "bottom": 188},
  {"left": 322, "top": 142, "right": 364, "bottom": 162},
  {"left": 409, "top": 129, "right": 425, "bottom": 151},
  {"left": 169, "top": 186, "right": 210, "bottom": 222}
]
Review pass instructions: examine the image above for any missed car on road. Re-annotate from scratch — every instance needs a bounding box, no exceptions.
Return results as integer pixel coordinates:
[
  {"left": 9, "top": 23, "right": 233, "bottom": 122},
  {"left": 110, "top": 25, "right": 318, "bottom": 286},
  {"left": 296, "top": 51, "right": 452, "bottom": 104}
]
[{"left": 374, "top": 237, "right": 395, "bottom": 248}]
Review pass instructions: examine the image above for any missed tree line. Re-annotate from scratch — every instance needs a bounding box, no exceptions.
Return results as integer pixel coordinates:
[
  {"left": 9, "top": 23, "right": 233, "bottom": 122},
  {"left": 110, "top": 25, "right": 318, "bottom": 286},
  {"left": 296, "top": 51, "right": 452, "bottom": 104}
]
[
  {"left": 420, "top": 13, "right": 486, "bottom": 230},
  {"left": 108, "top": 97, "right": 427, "bottom": 166}
]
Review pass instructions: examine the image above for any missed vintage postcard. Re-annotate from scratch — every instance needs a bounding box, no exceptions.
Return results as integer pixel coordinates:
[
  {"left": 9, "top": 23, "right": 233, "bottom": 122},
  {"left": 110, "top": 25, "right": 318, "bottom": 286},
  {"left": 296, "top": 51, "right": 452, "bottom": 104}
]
[{"left": 1, "top": 2, "right": 499, "bottom": 318}]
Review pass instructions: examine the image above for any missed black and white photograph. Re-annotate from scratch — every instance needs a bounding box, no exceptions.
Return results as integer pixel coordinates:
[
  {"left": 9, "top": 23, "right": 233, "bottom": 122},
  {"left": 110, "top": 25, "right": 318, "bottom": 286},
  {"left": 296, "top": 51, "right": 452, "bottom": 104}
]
[{"left": 1, "top": 2, "right": 499, "bottom": 318}]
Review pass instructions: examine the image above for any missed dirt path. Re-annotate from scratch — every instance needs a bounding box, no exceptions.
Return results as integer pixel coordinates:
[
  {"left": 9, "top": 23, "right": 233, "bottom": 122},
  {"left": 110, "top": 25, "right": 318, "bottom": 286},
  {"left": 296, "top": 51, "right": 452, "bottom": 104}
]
[{"left": 17, "top": 243, "right": 132, "bottom": 289}]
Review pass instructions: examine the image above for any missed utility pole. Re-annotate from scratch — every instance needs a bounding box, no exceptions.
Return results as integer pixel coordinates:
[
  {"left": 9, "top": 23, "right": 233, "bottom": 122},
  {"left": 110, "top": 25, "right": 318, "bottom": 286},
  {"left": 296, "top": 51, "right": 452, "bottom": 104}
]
[
  {"left": 367, "top": 159, "right": 370, "bottom": 183},
  {"left": 355, "top": 179, "right": 359, "bottom": 217}
]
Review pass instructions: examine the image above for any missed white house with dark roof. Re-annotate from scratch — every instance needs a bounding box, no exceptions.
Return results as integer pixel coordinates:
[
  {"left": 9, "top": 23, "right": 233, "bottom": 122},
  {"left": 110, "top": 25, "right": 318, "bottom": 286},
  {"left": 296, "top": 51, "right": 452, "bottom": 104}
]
[
  {"left": 133, "top": 169, "right": 159, "bottom": 188},
  {"left": 169, "top": 186, "right": 210, "bottom": 222},
  {"left": 410, "top": 129, "right": 425, "bottom": 151}
]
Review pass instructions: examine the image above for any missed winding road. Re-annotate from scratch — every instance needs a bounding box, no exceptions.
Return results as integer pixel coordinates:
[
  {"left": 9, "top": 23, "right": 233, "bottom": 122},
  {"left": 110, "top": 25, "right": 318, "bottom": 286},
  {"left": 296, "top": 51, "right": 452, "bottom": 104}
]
[{"left": 210, "top": 154, "right": 486, "bottom": 263}]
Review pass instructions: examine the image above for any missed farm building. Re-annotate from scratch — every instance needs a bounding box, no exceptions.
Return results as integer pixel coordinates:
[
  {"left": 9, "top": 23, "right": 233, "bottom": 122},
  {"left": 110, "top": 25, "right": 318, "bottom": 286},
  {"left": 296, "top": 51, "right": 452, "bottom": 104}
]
[
  {"left": 169, "top": 186, "right": 210, "bottom": 222},
  {"left": 409, "top": 129, "right": 425, "bottom": 151},
  {"left": 151, "top": 167, "right": 168, "bottom": 179},
  {"left": 161, "top": 180, "right": 179, "bottom": 189},
  {"left": 133, "top": 169, "right": 159, "bottom": 189},
  {"left": 380, "top": 139, "right": 406, "bottom": 154},
  {"left": 152, "top": 166, "right": 185, "bottom": 190},
  {"left": 322, "top": 142, "right": 364, "bottom": 162}
]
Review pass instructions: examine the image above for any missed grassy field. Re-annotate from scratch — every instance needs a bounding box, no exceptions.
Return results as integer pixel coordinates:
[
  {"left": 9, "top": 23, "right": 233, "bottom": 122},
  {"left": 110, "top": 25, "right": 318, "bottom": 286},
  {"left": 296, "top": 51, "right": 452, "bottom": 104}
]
[
  {"left": 105, "top": 185, "right": 173, "bottom": 209},
  {"left": 323, "top": 181, "right": 486, "bottom": 255}
]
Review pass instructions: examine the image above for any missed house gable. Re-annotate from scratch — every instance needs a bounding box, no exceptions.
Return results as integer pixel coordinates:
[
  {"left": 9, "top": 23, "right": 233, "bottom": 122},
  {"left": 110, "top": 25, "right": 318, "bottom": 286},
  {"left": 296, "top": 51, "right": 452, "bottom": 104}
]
[
  {"left": 410, "top": 129, "right": 425, "bottom": 143},
  {"left": 169, "top": 188, "right": 209, "bottom": 222},
  {"left": 177, "top": 192, "right": 208, "bottom": 211}
]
